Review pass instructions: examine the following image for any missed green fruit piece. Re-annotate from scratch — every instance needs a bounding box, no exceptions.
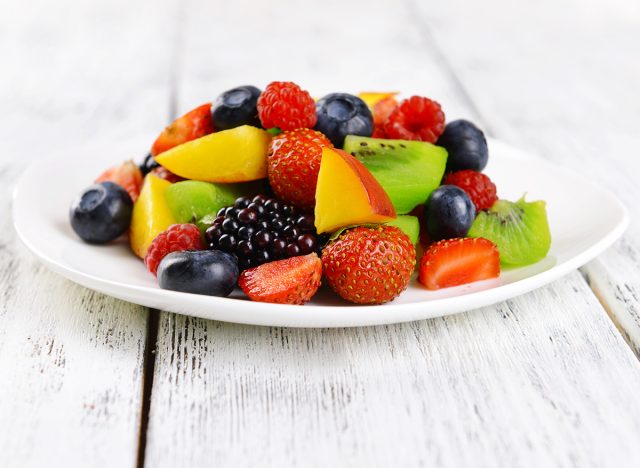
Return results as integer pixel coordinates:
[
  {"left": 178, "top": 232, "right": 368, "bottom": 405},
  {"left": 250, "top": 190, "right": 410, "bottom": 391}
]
[
  {"left": 343, "top": 135, "right": 448, "bottom": 214},
  {"left": 467, "top": 196, "right": 551, "bottom": 266},
  {"left": 165, "top": 180, "right": 267, "bottom": 224},
  {"left": 386, "top": 215, "right": 420, "bottom": 245}
]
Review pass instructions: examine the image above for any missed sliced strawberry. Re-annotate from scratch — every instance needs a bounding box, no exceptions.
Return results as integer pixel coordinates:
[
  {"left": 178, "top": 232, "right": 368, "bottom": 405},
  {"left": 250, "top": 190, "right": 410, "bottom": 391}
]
[
  {"left": 238, "top": 253, "right": 322, "bottom": 305},
  {"left": 95, "top": 160, "right": 143, "bottom": 202},
  {"left": 151, "top": 103, "right": 215, "bottom": 156},
  {"left": 418, "top": 237, "right": 500, "bottom": 290}
]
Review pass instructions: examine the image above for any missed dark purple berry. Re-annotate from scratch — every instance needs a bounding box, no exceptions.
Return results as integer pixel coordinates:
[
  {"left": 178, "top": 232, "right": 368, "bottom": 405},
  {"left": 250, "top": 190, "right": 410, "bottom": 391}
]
[
  {"left": 271, "top": 238, "right": 287, "bottom": 257},
  {"left": 297, "top": 234, "right": 316, "bottom": 254},
  {"left": 247, "top": 202, "right": 265, "bottom": 216},
  {"left": 282, "top": 226, "right": 300, "bottom": 240},
  {"left": 237, "top": 226, "right": 254, "bottom": 241},
  {"left": 238, "top": 208, "right": 258, "bottom": 224},
  {"left": 237, "top": 240, "right": 254, "bottom": 257},
  {"left": 296, "top": 214, "right": 314, "bottom": 231},
  {"left": 222, "top": 218, "right": 239, "bottom": 233},
  {"left": 254, "top": 230, "right": 272, "bottom": 249},
  {"left": 207, "top": 194, "right": 318, "bottom": 270},
  {"left": 254, "top": 250, "right": 270, "bottom": 264},
  {"left": 286, "top": 243, "right": 300, "bottom": 257},
  {"left": 234, "top": 196, "right": 252, "bottom": 208},
  {"left": 218, "top": 234, "right": 237, "bottom": 252},
  {"left": 205, "top": 225, "right": 223, "bottom": 244}
]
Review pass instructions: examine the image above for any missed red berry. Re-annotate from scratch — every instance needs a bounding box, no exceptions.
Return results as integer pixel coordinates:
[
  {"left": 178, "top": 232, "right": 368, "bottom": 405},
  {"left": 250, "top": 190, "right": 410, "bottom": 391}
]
[
  {"left": 268, "top": 129, "right": 333, "bottom": 211},
  {"left": 444, "top": 170, "right": 498, "bottom": 211},
  {"left": 383, "top": 96, "right": 445, "bottom": 142},
  {"left": 238, "top": 253, "right": 322, "bottom": 304},
  {"left": 144, "top": 224, "right": 203, "bottom": 276},
  {"left": 151, "top": 103, "right": 215, "bottom": 156},
  {"left": 257, "top": 81, "right": 317, "bottom": 131},
  {"left": 371, "top": 96, "right": 397, "bottom": 138},
  {"left": 96, "top": 160, "right": 143, "bottom": 202},
  {"left": 418, "top": 237, "right": 500, "bottom": 290},
  {"left": 322, "top": 226, "right": 415, "bottom": 304}
]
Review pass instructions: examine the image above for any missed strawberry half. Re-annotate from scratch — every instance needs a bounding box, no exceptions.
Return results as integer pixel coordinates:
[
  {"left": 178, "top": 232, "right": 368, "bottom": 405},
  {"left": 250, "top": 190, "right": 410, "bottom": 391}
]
[
  {"left": 238, "top": 253, "right": 322, "bottom": 305},
  {"left": 151, "top": 103, "right": 215, "bottom": 156},
  {"left": 418, "top": 237, "right": 500, "bottom": 290},
  {"left": 95, "top": 160, "right": 143, "bottom": 202}
]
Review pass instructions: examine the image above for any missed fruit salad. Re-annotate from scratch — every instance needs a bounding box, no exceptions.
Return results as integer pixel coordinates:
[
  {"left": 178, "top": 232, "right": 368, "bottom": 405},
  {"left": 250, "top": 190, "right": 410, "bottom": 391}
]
[{"left": 69, "top": 81, "right": 552, "bottom": 305}]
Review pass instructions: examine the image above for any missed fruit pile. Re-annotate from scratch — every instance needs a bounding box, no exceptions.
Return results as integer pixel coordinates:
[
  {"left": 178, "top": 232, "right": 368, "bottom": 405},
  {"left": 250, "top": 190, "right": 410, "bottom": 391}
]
[{"left": 69, "top": 83, "right": 551, "bottom": 305}]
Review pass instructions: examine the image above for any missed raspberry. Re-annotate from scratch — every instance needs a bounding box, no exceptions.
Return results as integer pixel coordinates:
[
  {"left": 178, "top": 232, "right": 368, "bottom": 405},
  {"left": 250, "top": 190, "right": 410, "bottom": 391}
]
[
  {"left": 257, "top": 81, "right": 317, "bottom": 131},
  {"left": 383, "top": 96, "right": 445, "bottom": 142},
  {"left": 322, "top": 226, "right": 415, "bottom": 304},
  {"left": 144, "top": 224, "right": 203, "bottom": 276},
  {"left": 268, "top": 129, "right": 333, "bottom": 211},
  {"left": 444, "top": 170, "right": 498, "bottom": 211}
]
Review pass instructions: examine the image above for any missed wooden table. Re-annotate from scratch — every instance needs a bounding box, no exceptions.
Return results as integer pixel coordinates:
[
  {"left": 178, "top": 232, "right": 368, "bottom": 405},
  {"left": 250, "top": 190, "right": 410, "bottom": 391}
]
[{"left": 2, "top": 0, "right": 640, "bottom": 466}]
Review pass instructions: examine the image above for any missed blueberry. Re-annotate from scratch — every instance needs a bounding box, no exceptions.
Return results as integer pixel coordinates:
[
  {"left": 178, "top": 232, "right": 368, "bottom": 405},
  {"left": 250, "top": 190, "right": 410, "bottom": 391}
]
[
  {"left": 157, "top": 250, "right": 238, "bottom": 297},
  {"left": 315, "top": 93, "right": 373, "bottom": 147},
  {"left": 436, "top": 120, "right": 489, "bottom": 172},
  {"left": 69, "top": 182, "right": 132, "bottom": 244},
  {"left": 211, "top": 85, "right": 261, "bottom": 130},
  {"left": 425, "top": 185, "right": 476, "bottom": 241}
]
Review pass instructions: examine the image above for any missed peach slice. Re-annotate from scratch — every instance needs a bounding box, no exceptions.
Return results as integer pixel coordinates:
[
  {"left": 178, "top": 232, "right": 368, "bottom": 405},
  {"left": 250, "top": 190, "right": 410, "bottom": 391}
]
[
  {"left": 129, "top": 174, "right": 176, "bottom": 258},
  {"left": 154, "top": 125, "right": 271, "bottom": 183},
  {"left": 314, "top": 148, "right": 396, "bottom": 233},
  {"left": 358, "top": 91, "right": 399, "bottom": 110}
]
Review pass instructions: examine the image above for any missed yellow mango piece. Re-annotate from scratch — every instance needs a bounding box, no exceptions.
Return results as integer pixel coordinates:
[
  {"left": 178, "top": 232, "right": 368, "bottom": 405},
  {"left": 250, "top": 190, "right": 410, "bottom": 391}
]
[
  {"left": 154, "top": 125, "right": 271, "bottom": 183},
  {"left": 130, "top": 174, "right": 176, "bottom": 258},
  {"left": 314, "top": 148, "right": 396, "bottom": 233},
  {"left": 358, "top": 92, "right": 399, "bottom": 110}
]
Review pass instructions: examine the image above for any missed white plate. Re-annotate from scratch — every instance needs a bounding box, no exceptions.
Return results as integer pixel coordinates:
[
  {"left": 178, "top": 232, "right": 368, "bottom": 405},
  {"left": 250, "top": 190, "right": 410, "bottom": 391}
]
[{"left": 13, "top": 138, "right": 628, "bottom": 328}]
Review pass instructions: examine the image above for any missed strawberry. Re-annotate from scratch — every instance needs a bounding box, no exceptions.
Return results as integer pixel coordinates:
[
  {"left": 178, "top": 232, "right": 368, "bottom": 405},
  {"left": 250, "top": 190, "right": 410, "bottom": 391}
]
[
  {"left": 267, "top": 129, "right": 333, "bottom": 211},
  {"left": 151, "top": 103, "right": 215, "bottom": 156},
  {"left": 95, "top": 160, "right": 143, "bottom": 202},
  {"left": 418, "top": 237, "right": 500, "bottom": 290},
  {"left": 322, "top": 226, "right": 415, "bottom": 304},
  {"left": 238, "top": 253, "right": 322, "bottom": 305},
  {"left": 444, "top": 170, "right": 498, "bottom": 211}
]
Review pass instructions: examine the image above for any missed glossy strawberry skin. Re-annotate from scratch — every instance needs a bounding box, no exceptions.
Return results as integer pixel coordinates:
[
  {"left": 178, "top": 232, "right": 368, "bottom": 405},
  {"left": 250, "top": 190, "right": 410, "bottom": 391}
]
[
  {"left": 267, "top": 129, "right": 333, "bottom": 211},
  {"left": 322, "top": 226, "right": 415, "bottom": 304}
]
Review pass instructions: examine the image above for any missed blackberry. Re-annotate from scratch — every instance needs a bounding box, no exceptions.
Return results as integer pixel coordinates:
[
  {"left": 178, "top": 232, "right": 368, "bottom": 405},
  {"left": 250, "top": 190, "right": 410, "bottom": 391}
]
[{"left": 205, "top": 195, "right": 318, "bottom": 270}]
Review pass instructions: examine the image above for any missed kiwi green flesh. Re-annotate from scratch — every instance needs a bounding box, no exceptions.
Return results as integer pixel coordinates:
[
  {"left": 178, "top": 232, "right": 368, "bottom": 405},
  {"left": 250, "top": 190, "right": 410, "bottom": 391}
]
[
  {"left": 467, "top": 197, "right": 551, "bottom": 266},
  {"left": 343, "top": 135, "right": 448, "bottom": 214},
  {"left": 386, "top": 215, "right": 420, "bottom": 245},
  {"left": 165, "top": 179, "right": 267, "bottom": 228}
]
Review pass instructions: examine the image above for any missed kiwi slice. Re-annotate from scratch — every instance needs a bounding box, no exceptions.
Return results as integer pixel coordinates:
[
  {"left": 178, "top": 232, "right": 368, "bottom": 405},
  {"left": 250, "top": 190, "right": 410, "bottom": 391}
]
[
  {"left": 467, "top": 197, "right": 551, "bottom": 266},
  {"left": 386, "top": 215, "right": 420, "bottom": 245},
  {"left": 343, "top": 135, "right": 448, "bottom": 214}
]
